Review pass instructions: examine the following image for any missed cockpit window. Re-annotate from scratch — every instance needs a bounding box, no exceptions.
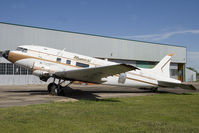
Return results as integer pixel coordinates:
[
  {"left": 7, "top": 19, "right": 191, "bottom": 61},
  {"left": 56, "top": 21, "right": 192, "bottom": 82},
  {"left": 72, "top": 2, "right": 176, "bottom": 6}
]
[
  {"left": 16, "top": 47, "right": 27, "bottom": 53},
  {"left": 16, "top": 47, "right": 23, "bottom": 51},
  {"left": 23, "top": 49, "right": 27, "bottom": 53}
]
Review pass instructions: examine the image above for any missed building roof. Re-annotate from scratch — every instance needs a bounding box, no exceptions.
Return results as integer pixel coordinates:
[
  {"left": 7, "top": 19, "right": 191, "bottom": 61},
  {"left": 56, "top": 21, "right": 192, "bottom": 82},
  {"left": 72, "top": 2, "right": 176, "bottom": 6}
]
[{"left": 0, "top": 21, "right": 185, "bottom": 48}]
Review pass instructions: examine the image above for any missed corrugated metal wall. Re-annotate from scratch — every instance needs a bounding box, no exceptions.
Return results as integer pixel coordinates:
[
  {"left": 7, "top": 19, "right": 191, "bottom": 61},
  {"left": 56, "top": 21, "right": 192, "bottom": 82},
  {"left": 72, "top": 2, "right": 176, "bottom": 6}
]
[{"left": 0, "top": 22, "right": 186, "bottom": 63}]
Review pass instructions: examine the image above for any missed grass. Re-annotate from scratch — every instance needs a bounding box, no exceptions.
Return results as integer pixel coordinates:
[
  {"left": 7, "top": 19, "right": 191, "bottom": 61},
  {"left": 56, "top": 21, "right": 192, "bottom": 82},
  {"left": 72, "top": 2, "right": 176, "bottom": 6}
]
[{"left": 0, "top": 93, "right": 199, "bottom": 133}]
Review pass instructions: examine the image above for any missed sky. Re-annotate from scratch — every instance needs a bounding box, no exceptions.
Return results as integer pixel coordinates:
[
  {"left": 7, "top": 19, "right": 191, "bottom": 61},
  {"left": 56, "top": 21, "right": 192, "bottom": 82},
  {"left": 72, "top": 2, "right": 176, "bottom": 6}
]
[{"left": 0, "top": 0, "right": 199, "bottom": 71}]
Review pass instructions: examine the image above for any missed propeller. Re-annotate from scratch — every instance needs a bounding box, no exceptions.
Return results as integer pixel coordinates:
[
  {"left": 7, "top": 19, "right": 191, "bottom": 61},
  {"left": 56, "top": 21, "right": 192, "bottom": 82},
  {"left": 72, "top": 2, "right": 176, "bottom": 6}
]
[
  {"left": 0, "top": 50, "right": 10, "bottom": 59},
  {"left": 0, "top": 50, "right": 3, "bottom": 56}
]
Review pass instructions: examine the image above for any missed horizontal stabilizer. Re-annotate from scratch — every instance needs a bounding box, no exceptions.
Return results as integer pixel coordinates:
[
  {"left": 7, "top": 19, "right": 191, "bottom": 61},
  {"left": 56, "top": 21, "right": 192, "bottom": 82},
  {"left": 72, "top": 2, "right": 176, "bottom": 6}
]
[{"left": 158, "top": 81, "right": 196, "bottom": 90}]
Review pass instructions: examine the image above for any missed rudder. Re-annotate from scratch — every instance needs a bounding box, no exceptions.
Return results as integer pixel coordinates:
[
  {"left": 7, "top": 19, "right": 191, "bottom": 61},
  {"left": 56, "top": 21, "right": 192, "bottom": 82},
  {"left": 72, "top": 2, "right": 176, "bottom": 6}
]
[{"left": 152, "top": 54, "right": 173, "bottom": 77}]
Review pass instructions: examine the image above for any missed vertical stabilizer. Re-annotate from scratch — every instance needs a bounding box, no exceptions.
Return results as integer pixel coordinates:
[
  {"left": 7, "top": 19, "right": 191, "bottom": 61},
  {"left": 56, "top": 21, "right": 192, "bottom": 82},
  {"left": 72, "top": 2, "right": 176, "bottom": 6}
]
[{"left": 152, "top": 54, "right": 173, "bottom": 77}]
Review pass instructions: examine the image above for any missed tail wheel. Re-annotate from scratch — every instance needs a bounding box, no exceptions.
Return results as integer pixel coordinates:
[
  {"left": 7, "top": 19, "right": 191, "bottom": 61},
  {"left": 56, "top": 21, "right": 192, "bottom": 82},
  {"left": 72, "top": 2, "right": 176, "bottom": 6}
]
[{"left": 152, "top": 87, "right": 158, "bottom": 92}]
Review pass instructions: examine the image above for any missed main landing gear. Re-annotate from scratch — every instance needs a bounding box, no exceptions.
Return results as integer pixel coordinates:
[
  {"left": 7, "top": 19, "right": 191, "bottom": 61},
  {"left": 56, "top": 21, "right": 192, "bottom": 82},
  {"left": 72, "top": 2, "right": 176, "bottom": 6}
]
[{"left": 47, "top": 78, "right": 73, "bottom": 96}]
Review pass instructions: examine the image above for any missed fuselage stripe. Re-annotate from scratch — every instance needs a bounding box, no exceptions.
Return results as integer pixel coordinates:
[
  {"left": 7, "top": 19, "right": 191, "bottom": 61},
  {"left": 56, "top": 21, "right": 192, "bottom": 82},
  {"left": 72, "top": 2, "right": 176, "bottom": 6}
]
[{"left": 126, "top": 77, "right": 157, "bottom": 86}]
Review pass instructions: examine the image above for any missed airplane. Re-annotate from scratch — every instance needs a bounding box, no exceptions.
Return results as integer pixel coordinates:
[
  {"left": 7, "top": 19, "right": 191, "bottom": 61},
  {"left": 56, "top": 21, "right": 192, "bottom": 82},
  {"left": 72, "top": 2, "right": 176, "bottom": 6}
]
[{"left": 0, "top": 45, "right": 196, "bottom": 95}]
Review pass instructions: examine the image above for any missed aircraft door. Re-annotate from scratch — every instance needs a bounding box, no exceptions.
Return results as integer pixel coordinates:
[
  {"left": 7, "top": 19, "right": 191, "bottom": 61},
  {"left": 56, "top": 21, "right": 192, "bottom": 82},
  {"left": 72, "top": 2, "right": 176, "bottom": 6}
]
[{"left": 118, "top": 73, "right": 126, "bottom": 84}]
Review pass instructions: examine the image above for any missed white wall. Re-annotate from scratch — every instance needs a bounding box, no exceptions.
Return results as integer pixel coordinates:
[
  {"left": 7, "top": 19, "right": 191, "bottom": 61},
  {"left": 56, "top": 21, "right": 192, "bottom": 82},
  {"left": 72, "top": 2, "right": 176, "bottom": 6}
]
[{"left": 185, "top": 68, "right": 196, "bottom": 82}]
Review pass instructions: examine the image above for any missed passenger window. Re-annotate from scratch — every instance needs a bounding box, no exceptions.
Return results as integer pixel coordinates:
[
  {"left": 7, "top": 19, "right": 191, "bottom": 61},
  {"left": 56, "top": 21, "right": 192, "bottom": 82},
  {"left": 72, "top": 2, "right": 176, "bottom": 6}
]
[
  {"left": 56, "top": 58, "right": 61, "bottom": 62},
  {"left": 76, "top": 62, "right": 89, "bottom": 68},
  {"left": 66, "top": 60, "right": 71, "bottom": 64}
]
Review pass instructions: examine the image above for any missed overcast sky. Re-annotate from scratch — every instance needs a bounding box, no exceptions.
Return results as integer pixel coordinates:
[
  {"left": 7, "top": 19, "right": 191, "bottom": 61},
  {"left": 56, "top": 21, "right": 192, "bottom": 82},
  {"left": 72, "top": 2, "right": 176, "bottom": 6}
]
[{"left": 0, "top": 0, "right": 199, "bottom": 71}]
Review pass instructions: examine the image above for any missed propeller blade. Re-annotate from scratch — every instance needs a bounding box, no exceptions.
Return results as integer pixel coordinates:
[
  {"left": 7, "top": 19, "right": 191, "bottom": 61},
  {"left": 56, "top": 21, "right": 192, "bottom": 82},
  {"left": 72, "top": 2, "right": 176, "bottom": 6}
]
[{"left": 0, "top": 51, "right": 3, "bottom": 56}]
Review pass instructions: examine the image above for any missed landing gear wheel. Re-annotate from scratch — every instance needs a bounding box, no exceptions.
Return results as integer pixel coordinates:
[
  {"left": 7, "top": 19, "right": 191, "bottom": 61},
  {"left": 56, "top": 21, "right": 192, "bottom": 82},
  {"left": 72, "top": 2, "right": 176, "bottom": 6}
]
[
  {"left": 57, "top": 86, "right": 64, "bottom": 96},
  {"left": 48, "top": 80, "right": 73, "bottom": 96},
  {"left": 48, "top": 83, "right": 53, "bottom": 93},
  {"left": 48, "top": 83, "right": 58, "bottom": 95}
]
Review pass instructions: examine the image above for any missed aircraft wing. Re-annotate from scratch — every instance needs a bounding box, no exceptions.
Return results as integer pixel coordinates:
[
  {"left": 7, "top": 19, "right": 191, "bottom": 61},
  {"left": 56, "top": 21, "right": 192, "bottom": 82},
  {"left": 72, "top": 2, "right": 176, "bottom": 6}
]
[
  {"left": 158, "top": 81, "right": 196, "bottom": 90},
  {"left": 55, "top": 64, "right": 139, "bottom": 83}
]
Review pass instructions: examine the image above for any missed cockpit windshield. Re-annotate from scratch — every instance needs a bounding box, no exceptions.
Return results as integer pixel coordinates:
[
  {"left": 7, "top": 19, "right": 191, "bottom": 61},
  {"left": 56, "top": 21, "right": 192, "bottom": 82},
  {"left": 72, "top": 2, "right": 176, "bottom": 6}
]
[{"left": 16, "top": 47, "right": 27, "bottom": 53}]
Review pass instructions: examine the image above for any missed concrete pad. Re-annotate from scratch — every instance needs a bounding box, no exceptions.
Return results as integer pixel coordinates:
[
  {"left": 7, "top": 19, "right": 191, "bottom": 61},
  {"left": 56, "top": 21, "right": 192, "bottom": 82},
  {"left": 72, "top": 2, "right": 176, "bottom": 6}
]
[{"left": 0, "top": 83, "right": 198, "bottom": 107}]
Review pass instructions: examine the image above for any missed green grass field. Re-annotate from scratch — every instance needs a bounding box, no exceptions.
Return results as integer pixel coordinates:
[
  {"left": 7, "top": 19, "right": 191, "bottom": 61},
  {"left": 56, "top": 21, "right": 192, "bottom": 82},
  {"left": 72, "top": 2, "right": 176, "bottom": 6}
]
[{"left": 0, "top": 93, "right": 199, "bottom": 133}]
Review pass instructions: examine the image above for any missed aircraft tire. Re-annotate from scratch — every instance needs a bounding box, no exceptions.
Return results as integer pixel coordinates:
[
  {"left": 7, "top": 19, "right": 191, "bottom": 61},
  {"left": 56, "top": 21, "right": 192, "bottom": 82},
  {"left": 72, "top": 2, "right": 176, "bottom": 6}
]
[
  {"left": 47, "top": 83, "right": 53, "bottom": 93},
  {"left": 48, "top": 83, "right": 58, "bottom": 95},
  {"left": 57, "top": 87, "right": 64, "bottom": 96}
]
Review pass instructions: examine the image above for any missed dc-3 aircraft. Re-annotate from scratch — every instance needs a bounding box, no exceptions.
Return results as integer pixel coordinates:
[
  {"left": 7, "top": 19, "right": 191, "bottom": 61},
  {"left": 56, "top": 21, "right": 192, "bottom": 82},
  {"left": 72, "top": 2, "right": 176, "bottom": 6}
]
[{"left": 0, "top": 45, "right": 196, "bottom": 95}]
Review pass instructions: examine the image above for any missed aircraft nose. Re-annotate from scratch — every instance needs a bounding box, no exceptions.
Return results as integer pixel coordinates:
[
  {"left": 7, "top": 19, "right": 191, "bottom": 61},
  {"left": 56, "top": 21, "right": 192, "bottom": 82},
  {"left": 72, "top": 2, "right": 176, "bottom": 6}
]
[{"left": 1, "top": 50, "right": 10, "bottom": 59}]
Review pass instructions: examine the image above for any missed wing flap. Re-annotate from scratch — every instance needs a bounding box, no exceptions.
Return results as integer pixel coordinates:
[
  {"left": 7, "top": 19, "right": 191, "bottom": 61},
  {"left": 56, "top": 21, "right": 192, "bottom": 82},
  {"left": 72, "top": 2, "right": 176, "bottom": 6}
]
[
  {"left": 158, "top": 81, "right": 196, "bottom": 90},
  {"left": 55, "top": 64, "right": 139, "bottom": 83}
]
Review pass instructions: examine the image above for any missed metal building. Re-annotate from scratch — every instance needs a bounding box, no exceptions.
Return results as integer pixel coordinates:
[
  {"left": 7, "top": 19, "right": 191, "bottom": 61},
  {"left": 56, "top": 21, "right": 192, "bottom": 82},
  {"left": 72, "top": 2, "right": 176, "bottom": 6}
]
[
  {"left": 185, "top": 68, "right": 196, "bottom": 82},
  {"left": 0, "top": 22, "right": 186, "bottom": 85}
]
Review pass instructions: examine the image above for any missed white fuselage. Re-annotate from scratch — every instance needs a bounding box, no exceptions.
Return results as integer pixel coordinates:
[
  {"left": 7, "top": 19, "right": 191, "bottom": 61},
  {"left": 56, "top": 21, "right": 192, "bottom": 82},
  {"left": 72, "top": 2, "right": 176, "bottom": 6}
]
[{"left": 9, "top": 45, "right": 180, "bottom": 88}]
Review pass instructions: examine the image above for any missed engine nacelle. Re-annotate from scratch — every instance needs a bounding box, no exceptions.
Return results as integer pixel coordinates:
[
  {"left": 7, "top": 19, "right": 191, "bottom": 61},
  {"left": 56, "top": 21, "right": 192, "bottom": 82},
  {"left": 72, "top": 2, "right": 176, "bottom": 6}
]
[
  {"left": 33, "top": 60, "right": 65, "bottom": 74},
  {"left": 33, "top": 70, "right": 49, "bottom": 77},
  {"left": 33, "top": 70, "right": 50, "bottom": 82}
]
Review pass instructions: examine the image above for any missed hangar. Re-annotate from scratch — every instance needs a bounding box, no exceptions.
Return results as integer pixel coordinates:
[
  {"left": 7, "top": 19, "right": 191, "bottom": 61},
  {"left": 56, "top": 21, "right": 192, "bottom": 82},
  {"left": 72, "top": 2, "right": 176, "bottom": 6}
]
[{"left": 0, "top": 22, "right": 186, "bottom": 85}]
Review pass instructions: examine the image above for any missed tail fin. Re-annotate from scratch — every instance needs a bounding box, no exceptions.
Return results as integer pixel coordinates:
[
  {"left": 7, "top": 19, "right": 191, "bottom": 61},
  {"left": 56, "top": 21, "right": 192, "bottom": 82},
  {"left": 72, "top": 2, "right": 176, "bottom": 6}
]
[{"left": 152, "top": 54, "right": 173, "bottom": 77}]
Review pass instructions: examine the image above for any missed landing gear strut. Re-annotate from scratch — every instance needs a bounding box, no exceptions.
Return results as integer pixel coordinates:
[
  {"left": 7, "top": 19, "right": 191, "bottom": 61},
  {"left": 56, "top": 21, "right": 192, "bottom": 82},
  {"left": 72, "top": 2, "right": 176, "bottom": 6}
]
[{"left": 47, "top": 78, "right": 73, "bottom": 96}]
